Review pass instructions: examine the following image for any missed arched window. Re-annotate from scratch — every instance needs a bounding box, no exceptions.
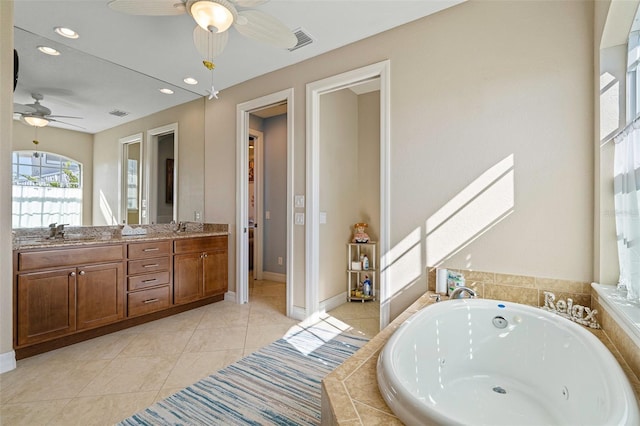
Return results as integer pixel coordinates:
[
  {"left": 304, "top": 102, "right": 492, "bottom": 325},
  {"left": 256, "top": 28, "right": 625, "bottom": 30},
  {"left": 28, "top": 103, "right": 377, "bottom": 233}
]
[{"left": 12, "top": 150, "right": 83, "bottom": 228}]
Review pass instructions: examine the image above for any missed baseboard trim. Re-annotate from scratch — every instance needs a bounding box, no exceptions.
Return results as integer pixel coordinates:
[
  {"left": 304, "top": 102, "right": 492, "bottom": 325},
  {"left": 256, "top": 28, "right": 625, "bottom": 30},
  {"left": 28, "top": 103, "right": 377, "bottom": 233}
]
[
  {"left": 224, "top": 291, "right": 237, "bottom": 303},
  {"left": 320, "top": 292, "right": 347, "bottom": 313},
  {"left": 290, "top": 305, "right": 306, "bottom": 321},
  {"left": 0, "top": 350, "right": 16, "bottom": 374},
  {"left": 262, "top": 272, "right": 286, "bottom": 283}
]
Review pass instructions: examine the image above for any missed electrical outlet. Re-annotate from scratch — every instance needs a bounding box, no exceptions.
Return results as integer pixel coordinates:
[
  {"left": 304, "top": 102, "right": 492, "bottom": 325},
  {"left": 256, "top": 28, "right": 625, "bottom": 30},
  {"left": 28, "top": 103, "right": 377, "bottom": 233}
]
[
  {"left": 295, "top": 212, "right": 305, "bottom": 225},
  {"left": 278, "top": 256, "right": 283, "bottom": 265},
  {"left": 294, "top": 195, "right": 305, "bottom": 208},
  {"left": 265, "top": 211, "right": 270, "bottom": 220}
]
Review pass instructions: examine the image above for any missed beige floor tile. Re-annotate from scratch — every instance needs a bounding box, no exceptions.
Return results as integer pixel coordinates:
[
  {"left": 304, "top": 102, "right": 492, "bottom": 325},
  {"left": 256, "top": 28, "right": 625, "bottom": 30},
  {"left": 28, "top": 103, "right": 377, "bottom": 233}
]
[
  {"left": 245, "top": 322, "right": 298, "bottom": 349},
  {"left": 123, "top": 308, "right": 205, "bottom": 334},
  {"left": 183, "top": 327, "right": 247, "bottom": 352},
  {"left": 80, "top": 355, "right": 179, "bottom": 397},
  {"left": 197, "top": 304, "right": 251, "bottom": 329},
  {"left": 49, "top": 391, "right": 158, "bottom": 426},
  {"left": 0, "top": 398, "right": 71, "bottom": 426},
  {"left": 40, "top": 333, "right": 139, "bottom": 363},
  {"left": 4, "top": 359, "right": 110, "bottom": 404},
  {"left": 154, "top": 387, "right": 183, "bottom": 402},
  {"left": 162, "top": 349, "right": 244, "bottom": 389},
  {"left": 118, "top": 330, "right": 193, "bottom": 358}
]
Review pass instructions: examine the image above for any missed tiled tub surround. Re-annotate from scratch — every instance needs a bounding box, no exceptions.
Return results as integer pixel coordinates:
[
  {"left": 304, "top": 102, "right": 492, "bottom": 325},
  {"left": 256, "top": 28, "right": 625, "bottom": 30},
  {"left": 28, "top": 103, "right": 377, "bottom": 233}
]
[
  {"left": 322, "top": 287, "right": 640, "bottom": 424},
  {"left": 427, "top": 268, "right": 592, "bottom": 308},
  {"left": 12, "top": 222, "right": 228, "bottom": 249}
]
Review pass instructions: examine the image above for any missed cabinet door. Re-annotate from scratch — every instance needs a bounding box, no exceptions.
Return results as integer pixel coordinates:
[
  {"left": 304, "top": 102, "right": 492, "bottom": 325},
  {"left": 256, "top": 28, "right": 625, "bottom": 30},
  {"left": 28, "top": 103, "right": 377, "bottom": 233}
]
[
  {"left": 17, "top": 268, "right": 77, "bottom": 346},
  {"left": 203, "top": 250, "right": 228, "bottom": 297},
  {"left": 76, "top": 262, "right": 124, "bottom": 330},
  {"left": 174, "top": 253, "right": 203, "bottom": 304}
]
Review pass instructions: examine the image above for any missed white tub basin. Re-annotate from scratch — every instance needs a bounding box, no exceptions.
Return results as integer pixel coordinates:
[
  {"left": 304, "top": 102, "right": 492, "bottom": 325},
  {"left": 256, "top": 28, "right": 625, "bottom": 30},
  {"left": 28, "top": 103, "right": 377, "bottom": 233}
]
[{"left": 377, "top": 298, "right": 639, "bottom": 425}]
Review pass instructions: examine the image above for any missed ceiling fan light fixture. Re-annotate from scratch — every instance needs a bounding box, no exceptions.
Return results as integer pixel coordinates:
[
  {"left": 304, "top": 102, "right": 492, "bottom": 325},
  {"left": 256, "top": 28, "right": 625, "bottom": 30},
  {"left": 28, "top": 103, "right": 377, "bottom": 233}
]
[
  {"left": 23, "top": 115, "right": 50, "bottom": 127},
  {"left": 190, "top": 0, "right": 234, "bottom": 33}
]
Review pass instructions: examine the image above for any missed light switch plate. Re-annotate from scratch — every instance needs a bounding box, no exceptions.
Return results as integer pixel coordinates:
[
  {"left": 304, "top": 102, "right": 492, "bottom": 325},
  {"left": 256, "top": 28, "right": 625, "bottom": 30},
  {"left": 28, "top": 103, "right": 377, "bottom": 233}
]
[
  {"left": 295, "top": 212, "right": 305, "bottom": 225},
  {"left": 320, "top": 211, "right": 327, "bottom": 224},
  {"left": 294, "top": 195, "right": 305, "bottom": 208}
]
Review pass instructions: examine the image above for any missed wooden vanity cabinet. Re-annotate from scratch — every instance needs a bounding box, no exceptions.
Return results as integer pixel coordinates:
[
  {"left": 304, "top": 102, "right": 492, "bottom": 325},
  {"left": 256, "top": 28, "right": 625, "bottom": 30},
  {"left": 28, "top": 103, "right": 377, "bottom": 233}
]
[
  {"left": 15, "top": 245, "right": 125, "bottom": 346},
  {"left": 126, "top": 241, "right": 172, "bottom": 317},
  {"left": 174, "top": 236, "right": 228, "bottom": 304}
]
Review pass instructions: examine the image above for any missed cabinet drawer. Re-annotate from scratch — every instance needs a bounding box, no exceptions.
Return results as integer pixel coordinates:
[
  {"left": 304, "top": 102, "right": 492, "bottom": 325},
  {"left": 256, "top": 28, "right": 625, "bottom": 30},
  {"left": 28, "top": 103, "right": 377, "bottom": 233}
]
[
  {"left": 18, "top": 245, "right": 124, "bottom": 271},
  {"left": 128, "top": 241, "right": 172, "bottom": 259},
  {"left": 128, "top": 257, "right": 170, "bottom": 275},
  {"left": 127, "top": 286, "right": 171, "bottom": 317},
  {"left": 174, "top": 236, "right": 227, "bottom": 254},
  {"left": 128, "top": 271, "right": 171, "bottom": 291}
]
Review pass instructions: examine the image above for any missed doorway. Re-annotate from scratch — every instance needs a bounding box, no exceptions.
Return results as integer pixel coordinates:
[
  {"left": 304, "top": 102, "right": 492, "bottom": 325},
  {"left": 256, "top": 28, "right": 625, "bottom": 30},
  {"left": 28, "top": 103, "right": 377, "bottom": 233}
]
[
  {"left": 120, "top": 133, "right": 143, "bottom": 225},
  {"left": 236, "top": 89, "right": 294, "bottom": 317},
  {"left": 248, "top": 130, "right": 264, "bottom": 281},
  {"left": 146, "top": 123, "right": 178, "bottom": 224},
  {"left": 306, "top": 61, "right": 391, "bottom": 329}
]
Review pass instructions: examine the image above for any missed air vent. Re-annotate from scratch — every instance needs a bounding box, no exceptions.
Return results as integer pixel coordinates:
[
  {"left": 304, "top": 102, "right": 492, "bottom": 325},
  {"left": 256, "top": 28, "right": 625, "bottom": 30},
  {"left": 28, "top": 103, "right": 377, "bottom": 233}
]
[
  {"left": 109, "top": 109, "right": 129, "bottom": 117},
  {"left": 288, "top": 28, "right": 314, "bottom": 52}
]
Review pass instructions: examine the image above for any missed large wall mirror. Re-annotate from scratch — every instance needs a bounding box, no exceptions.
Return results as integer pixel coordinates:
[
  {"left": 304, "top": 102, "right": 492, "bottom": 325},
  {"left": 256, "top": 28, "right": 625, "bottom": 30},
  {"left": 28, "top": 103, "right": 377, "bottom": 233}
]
[{"left": 13, "top": 27, "right": 201, "bottom": 227}]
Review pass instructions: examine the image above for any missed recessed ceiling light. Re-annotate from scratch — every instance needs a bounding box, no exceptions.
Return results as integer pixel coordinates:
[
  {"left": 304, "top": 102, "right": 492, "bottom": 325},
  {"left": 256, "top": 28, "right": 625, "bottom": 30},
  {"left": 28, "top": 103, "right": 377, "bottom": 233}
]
[
  {"left": 183, "top": 77, "right": 198, "bottom": 85},
  {"left": 37, "top": 46, "right": 60, "bottom": 56},
  {"left": 159, "top": 88, "right": 174, "bottom": 95},
  {"left": 54, "top": 27, "right": 79, "bottom": 39}
]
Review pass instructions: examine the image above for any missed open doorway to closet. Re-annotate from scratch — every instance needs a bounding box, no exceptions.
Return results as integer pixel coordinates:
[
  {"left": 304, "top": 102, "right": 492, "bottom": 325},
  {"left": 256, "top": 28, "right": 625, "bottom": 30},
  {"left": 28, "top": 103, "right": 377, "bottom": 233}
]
[{"left": 236, "top": 89, "right": 294, "bottom": 318}]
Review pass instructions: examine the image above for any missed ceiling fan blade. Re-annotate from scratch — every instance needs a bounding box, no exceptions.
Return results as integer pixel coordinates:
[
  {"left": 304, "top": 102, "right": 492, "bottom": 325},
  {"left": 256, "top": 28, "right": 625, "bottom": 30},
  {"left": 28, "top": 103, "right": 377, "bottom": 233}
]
[
  {"left": 13, "top": 103, "right": 36, "bottom": 114},
  {"left": 108, "top": 0, "right": 186, "bottom": 16},
  {"left": 234, "top": 10, "right": 297, "bottom": 49},
  {"left": 48, "top": 115, "right": 83, "bottom": 120},
  {"left": 193, "top": 25, "right": 229, "bottom": 60},
  {"left": 49, "top": 118, "right": 86, "bottom": 130},
  {"left": 232, "top": 0, "right": 268, "bottom": 7}
]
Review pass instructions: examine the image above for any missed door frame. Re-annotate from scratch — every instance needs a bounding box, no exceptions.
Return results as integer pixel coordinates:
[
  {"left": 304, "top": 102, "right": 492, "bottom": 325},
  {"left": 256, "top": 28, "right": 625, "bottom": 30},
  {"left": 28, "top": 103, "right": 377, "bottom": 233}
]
[
  {"left": 236, "top": 88, "right": 294, "bottom": 316},
  {"left": 306, "top": 60, "right": 391, "bottom": 328}
]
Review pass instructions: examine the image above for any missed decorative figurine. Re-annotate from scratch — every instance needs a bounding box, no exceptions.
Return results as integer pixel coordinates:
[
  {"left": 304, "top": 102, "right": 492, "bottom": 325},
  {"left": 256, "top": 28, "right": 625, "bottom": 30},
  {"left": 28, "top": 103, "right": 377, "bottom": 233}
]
[{"left": 352, "top": 222, "right": 370, "bottom": 243}]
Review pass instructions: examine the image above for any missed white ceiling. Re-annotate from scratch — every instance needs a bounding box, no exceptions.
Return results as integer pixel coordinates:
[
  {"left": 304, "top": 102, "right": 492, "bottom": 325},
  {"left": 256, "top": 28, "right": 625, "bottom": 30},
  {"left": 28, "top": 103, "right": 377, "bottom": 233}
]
[{"left": 12, "top": 0, "right": 463, "bottom": 134}]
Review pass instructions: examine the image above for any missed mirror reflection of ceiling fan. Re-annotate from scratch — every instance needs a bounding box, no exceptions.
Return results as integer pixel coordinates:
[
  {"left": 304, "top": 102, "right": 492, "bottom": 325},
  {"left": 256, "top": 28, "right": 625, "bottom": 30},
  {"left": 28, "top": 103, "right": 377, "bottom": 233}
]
[
  {"left": 13, "top": 93, "right": 84, "bottom": 129},
  {"left": 108, "top": 0, "right": 298, "bottom": 63}
]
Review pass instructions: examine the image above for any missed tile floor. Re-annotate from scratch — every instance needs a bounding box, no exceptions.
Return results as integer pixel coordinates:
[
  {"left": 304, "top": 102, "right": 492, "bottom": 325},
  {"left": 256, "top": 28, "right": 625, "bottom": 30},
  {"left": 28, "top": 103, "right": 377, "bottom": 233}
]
[{"left": 0, "top": 280, "right": 379, "bottom": 425}]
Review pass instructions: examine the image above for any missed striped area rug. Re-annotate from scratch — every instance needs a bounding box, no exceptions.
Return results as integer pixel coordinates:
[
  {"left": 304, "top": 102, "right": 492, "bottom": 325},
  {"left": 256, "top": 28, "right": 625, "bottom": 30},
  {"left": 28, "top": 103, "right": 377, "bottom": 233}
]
[{"left": 119, "top": 323, "right": 368, "bottom": 425}]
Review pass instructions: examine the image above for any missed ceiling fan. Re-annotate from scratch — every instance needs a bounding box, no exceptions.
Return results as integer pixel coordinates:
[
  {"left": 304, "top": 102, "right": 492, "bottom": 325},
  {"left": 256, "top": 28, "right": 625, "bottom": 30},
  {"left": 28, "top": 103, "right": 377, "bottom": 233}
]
[
  {"left": 108, "top": 0, "right": 298, "bottom": 61},
  {"left": 14, "top": 93, "right": 83, "bottom": 128}
]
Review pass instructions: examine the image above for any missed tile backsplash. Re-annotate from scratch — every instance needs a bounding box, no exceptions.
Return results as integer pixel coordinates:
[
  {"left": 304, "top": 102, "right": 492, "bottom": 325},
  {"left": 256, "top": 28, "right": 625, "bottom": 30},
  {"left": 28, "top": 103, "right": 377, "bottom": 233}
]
[{"left": 427, "top": 268, "right": 591, "bottom": 308}]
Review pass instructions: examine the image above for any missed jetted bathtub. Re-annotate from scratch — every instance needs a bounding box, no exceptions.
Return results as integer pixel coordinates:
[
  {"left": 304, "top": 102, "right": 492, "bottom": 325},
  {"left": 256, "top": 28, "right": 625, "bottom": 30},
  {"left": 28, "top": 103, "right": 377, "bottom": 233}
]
[{"left": 377, "top": 298, "right": 640, "bottom": 425}]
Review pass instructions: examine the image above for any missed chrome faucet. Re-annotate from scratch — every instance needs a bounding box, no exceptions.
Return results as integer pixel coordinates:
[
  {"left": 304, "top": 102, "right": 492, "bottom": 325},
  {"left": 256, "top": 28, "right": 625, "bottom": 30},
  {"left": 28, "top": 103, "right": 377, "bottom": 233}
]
[
  {"left": 48, "top": 223, "right": 68, "bottom": 239},
  {"left": 450, "top": 286, "right": 477, "bottom": 299}
]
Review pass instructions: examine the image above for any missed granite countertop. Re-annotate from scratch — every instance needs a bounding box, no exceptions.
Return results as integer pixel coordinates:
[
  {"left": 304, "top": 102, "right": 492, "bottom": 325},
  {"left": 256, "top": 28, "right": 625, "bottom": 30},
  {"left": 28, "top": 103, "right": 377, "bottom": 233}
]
[
  {"left": 12, "top": 223, "right": 229, "bottom": 250},
  {"left": 322, "top": 292, "right": 640, "bottom": 425}
]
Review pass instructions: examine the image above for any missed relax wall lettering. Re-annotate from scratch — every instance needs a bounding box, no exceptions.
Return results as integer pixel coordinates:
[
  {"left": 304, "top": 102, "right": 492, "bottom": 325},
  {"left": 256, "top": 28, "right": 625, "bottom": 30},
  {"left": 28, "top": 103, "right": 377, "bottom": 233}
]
[{"left": 541, "top": 291, "right": 601, "bottom": 329}]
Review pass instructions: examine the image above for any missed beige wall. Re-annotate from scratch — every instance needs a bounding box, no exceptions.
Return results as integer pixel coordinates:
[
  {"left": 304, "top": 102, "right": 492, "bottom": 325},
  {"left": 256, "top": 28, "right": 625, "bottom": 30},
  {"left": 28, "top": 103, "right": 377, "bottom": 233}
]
[
  {"left": 205, "top": 0, "right": 595, "bottom": 319},
  {"left": 12, "top": 122, "right": 94, "bottom": 225},
  {"left": 319, "top": 89, "right": 359, "bottom": 301},
  {"left": 1, "top": 0, "right": 14, "bottom": 367},
  {"left": 93, "top": 98, "right": 205, "bottom": 226},
  {"left": 357, "top": 91, "right": 380, "bottom": 243}
]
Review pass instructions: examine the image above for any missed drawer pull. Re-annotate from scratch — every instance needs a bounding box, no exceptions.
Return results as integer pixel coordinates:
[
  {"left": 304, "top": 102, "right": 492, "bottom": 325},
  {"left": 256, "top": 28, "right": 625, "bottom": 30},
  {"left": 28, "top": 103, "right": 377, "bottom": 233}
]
[
  {"left": 141, "top": 278, "right": 157, "bottom": 283},
  {"left": 143, "top": 248, "right": 160, "bottom": 252},
  {"left": 143, "top": 298, "right": 160, "bottom": 304},
  {"left": 70, "top": 271, "right": 76, "bottom": 277},
  {"left": 79, "top": 271, "right": 86, "bottom": 276},
  {"left": 143, "top": 264, "right": 160, "bottom": 268}
]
